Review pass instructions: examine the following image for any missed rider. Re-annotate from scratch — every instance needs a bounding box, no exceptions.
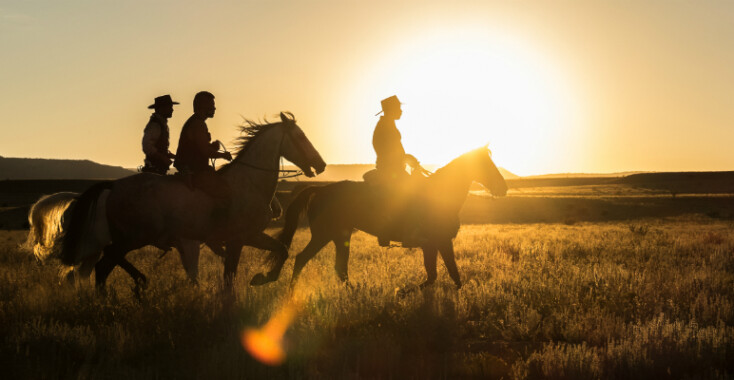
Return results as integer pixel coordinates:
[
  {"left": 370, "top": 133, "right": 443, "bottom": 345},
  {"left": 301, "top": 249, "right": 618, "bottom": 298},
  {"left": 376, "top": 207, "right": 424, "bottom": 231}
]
[
  {"left": 369, "top": 95, "right": 427, "bottom": 247},
  {"left": 174, "top": 91, "right": 233, "bottom": 231},
  {"left": 174, "top": 91, "right": 232, "bottom": 172},
  {"left": 371, "top": 95, "right": 423, "bottom": 181},
  {"left": 141, "top": 94, "right": 178, "bottom": 175}
]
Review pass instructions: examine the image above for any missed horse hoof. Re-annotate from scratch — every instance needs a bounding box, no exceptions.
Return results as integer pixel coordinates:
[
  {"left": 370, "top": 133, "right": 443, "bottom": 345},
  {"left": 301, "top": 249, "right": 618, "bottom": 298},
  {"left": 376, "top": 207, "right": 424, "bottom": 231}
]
[{"left": 250, "top": 273, "right": 269, "bottom": 286}]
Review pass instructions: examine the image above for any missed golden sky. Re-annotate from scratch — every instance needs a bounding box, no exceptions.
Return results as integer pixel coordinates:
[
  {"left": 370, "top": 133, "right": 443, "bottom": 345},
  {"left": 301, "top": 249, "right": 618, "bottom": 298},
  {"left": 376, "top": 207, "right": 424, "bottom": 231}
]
[{"left": 1, "top": 0, "right": 732, "bottom": 176}]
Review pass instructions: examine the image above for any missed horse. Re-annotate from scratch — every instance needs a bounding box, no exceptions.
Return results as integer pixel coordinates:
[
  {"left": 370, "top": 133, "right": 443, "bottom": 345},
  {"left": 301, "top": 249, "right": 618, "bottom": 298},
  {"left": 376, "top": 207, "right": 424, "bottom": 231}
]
[
  {"left": 257, "top": 146, "right": 507, "bottom": 289},
  {"left": 57, "top": 112, "right": 325, "bottom": 289},
  {"left": 22, "top": 192, "right": 146, "bottom": 284},
  {"left": 21, "top": 191, "right": 280, "bottom": 286}
]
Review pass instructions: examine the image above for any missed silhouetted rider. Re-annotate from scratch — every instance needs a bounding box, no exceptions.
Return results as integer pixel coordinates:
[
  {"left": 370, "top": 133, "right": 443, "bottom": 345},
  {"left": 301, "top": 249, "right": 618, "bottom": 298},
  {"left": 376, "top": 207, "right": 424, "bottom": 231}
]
[
  {"left": 174, "top": 91, "right": 233, "bottom": 234},
  {"left": 141, "top": 94, "right": 178, "bottom": 175},
  {"left": 174, "top": 91, "right": 232, "bottom": 172},
  {"left": 369, "top": 95, "right": 427, "bottom": 247},
  {"left": 372, "top": 95, "right": 424, "bottom": 180}
]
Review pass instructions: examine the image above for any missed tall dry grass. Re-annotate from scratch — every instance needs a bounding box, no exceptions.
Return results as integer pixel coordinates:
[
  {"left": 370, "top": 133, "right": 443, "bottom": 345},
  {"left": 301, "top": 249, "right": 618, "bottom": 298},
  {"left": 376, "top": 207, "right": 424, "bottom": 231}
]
[{"left": 0, "top": 215, "right": 732, "bottom": 379}]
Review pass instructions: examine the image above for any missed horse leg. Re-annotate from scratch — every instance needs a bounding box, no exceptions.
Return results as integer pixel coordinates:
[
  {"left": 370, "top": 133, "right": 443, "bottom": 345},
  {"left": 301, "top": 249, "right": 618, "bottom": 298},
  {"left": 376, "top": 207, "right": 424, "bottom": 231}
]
[
  {"left": 176, "top": 239, "right": 201, "bottom": 284},
  {"left": 247, "top": 232, "right": 289, "bottom": 286},
  {"left": 333, "top": 231, "right": 353, "bottom": 284},
  {"left": 438, "top": 241, "right": 462, "bottom": 289},
  {"left": 223, "top": 240, "right": 243, "bottom": 288},
  {"left": 118, "top": 257, "right": 148, "bottom": 291},
  {"left": 290, "top": 237, "right": 330, "bottom": 288},
  {"left": 207, "top": 240, "right": 226, "bottom": 258},
  {"left": 95, "top": 243, "right": 126, "bottom": 290},
  {"left": 60, "top": 266, "right": 75, "bottom": 285},
  {"left": 420, "top": 245, "right": 439, "bottom": 289},
  {"left": 70, "top": 255, "right": 98, "bottom": 287},
  {"left": 77, "top": 257, "right": 96, "bottom": 281}
]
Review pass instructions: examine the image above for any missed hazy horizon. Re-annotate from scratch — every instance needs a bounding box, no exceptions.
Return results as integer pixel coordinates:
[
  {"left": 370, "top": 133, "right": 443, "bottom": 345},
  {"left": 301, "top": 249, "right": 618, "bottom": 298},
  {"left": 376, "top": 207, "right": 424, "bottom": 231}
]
[
  {"left": 2, "top": 1, "right": 733, "bottom": 176},
  {"left": 6, "top": 155, "right": 734, "bottom": 181}
]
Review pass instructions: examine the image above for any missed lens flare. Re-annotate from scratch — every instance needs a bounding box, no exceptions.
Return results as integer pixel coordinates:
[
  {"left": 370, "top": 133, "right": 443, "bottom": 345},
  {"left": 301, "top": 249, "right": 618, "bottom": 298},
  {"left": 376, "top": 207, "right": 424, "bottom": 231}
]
[{"left": 241, "top": 298, "right": 302, "bottom": 366}]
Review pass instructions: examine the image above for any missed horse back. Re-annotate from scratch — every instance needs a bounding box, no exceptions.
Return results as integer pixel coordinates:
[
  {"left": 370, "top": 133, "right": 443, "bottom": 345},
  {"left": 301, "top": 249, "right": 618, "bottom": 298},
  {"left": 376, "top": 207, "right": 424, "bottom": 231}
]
[
  {"left": 106, "top": 173, "right": 214, "bottom": 242},
  {"left": 307, "top": 179, "right": 460, "bottom": 241}
]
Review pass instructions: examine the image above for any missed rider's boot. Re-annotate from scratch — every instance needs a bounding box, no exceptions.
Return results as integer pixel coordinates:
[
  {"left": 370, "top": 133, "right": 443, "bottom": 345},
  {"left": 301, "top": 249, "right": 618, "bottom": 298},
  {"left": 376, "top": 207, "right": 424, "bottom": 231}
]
[
  {"left": 377, "top": 214, "right": 395, "bottom": 247},
  {"left": 400, "top": 206, "right": 426, "bottom": 248}
]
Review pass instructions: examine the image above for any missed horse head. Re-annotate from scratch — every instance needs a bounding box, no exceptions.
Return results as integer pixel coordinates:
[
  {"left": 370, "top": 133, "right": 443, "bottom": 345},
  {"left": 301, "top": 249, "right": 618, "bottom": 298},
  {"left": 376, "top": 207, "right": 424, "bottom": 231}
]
[
  {"left": 470, "top": 145, "right": 508, "bottom": 196},
  {"left": 278, "top": 112, "right": 326, "bottom": 177}
]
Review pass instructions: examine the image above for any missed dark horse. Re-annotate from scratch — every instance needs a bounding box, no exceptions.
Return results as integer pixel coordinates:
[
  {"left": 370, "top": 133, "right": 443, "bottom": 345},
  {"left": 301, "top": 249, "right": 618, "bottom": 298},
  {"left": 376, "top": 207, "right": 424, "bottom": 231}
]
[
  {"left": 58, "top": 113, "right": 325, "bottom": 289},
  {"left": 253, "top": 146, "right": 507, "bottom": 288}
]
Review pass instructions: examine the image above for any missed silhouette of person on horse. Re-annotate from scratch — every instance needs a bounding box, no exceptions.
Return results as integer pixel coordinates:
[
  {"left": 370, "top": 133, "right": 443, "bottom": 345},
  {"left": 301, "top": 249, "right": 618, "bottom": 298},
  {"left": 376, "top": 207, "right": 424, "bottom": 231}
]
[
  {"left": 174, "top": 91, "right": 233, "bottom": 229},
  {"left": 364, "top": 95, "right": 429, "bottom": 247},
  {"left": 141, "top": 95, "right": 179, "bottom": 175}
]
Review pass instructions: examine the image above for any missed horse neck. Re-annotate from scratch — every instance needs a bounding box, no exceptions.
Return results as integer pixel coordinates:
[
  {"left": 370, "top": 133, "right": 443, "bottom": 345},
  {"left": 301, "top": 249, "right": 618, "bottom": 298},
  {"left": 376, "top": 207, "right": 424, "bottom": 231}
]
[
  {"left": 427, "top": 158, "right": 475, "bottom": 212},
  {"left": 221, "top": 127, "right": 282, "bottom": 203}
]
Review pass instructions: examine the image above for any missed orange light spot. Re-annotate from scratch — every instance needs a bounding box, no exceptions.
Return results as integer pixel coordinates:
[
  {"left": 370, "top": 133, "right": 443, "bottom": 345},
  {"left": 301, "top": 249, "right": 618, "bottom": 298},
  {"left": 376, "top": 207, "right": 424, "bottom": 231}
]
[
  {"left": 241, "top": 299, "right": 302, "bottom": 366},
  {"left": 242, "top": 327, "right": 286, "bottom": 366}
]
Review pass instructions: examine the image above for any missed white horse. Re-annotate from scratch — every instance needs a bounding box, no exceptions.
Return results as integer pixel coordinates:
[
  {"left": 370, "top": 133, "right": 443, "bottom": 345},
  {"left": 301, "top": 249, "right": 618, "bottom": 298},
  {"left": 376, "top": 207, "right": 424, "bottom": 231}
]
[
  {"left": 55, "top": 113, "right": 325, "bottom": 288},
  {"left": 22, "top": 192, "right": 145, "bottom": 283}
]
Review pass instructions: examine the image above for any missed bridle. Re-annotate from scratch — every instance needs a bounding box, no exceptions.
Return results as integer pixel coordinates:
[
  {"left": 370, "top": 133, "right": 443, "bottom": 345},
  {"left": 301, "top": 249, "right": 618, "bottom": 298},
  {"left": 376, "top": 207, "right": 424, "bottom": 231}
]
[{"left": 211, "top": 121, "right": 306, "bottom": 179}]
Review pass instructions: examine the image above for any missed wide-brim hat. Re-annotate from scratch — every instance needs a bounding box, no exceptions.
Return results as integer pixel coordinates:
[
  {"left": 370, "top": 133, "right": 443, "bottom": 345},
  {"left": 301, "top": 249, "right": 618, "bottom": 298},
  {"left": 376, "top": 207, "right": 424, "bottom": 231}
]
[
  {"left": 148, "top": 94, "right": 180, "bottom": 109},
  {"left": 375, "top": 95, "right": 402, "bottom": 116}
]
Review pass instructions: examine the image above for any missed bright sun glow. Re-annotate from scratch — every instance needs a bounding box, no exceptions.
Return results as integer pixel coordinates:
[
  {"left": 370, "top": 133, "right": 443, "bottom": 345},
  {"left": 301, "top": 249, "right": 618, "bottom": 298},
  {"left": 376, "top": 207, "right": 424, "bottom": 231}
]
[{"left": 353, "top": 27, "right": 585, "bottom": 176}]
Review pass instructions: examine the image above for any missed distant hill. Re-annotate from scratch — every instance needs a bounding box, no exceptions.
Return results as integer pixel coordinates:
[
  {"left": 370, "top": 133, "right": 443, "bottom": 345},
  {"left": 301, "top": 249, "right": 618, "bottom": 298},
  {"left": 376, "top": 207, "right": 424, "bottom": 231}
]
[
  {"left": 0, "top": 156, "right": 135, "bottom": 180},
  {"left": 616, "top": 171, "right": 734, "bottom": 193},
  {"left": 283, "top": 164, "right": 518, "bottom": 181},
  {"left": 523, "top": 171, "right": 646, "bottom": 179},
  {"left": 506, "top": 171, "right": 734, "bottom": 192}
]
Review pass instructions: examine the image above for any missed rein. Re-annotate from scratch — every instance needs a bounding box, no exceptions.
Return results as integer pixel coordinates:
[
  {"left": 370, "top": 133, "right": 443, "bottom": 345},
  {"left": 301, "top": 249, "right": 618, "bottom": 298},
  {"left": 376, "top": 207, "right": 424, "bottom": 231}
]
[
  {"left": 212, "top": 128, "right": 304, "bottom": 179},
  {"left": 235, "top": 159, "right": 303, "bottom": 179}
]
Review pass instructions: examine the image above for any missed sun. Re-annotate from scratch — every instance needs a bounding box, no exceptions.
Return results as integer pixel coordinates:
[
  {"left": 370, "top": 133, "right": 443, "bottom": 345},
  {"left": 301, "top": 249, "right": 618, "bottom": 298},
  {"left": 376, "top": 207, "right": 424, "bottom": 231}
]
[{"left": 352, "top": 27, "right": 584, "bottom": 176}]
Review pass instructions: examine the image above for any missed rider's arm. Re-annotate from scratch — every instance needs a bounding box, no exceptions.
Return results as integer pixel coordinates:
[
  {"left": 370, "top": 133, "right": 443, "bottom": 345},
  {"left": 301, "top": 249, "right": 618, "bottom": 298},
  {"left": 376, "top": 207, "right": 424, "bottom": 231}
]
[
  {"left": 187, "top": 121, "right": 219, "bottom": 158},
  {"left": 188, "top": 122, "right": 231, "bottom": 161}
]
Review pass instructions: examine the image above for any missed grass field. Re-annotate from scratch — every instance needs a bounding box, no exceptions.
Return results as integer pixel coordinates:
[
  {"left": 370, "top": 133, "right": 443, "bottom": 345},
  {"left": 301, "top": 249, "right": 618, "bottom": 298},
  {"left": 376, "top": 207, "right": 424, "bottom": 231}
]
[{"left": 1, "top": 189, "right": 733, "bottom": 379}]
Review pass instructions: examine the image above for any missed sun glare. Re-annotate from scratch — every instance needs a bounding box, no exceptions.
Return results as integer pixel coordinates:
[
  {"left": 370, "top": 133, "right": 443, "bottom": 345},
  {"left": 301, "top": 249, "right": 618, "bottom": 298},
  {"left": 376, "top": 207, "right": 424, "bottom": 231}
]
[
  {"left": 242, "top": 297, "right": 303, "bottom": 366},
  {"left": 353, "top": 27, "right": 584, "bottom": 176}
]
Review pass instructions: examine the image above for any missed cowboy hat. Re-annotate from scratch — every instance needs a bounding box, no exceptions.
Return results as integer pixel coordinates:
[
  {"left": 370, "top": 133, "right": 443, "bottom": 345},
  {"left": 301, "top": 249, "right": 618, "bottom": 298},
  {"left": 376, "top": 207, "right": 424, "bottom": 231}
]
[
  {"left": 148, "top": 94, "right": 180, "bottom": 109},
  {"left": 375, "top": 95, "right": 402, "bottom": 116}
]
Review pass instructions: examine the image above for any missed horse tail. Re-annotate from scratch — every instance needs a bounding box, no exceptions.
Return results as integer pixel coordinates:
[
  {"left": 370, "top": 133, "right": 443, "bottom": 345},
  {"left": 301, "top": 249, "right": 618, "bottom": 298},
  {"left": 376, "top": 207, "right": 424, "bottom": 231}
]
[
  {"left": 60, "top": 182, "right": 114, "bottom": 266},
  {"left": 21, "top": 192, "right": 78, "bottom": 262},
  {"left": 276, "top": 186, "right": 319, "bottom": 249}
]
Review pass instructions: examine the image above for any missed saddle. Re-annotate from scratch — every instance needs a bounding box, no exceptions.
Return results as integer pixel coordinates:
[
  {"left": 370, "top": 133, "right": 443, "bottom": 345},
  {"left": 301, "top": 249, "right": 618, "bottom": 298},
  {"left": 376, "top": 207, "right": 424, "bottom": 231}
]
[
  {"left": 363, "top": 169, "right": 429, "bottom": 247},
  {"left": 174, "top": 169, "right": 231, "bottom": 201},
  {"left": 139, "top": 163, "right": 169, "bottom": 176}
]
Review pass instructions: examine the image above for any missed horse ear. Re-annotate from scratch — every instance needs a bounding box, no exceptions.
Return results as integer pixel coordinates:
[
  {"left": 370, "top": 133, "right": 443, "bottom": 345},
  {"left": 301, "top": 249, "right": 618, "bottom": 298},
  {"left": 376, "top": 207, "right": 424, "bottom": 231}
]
[
  {"left": 483, "top": 143, "right": 492, "bottom": 156},
  {"left": 280, "top": 112, "right": 288, "bottom": 123}
]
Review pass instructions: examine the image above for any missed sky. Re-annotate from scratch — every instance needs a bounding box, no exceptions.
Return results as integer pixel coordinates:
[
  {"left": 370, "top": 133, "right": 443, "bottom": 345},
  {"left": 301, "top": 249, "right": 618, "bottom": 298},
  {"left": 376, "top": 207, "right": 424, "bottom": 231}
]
[{"left": 1, "top": 0, "right": 733, "bottom": 176}]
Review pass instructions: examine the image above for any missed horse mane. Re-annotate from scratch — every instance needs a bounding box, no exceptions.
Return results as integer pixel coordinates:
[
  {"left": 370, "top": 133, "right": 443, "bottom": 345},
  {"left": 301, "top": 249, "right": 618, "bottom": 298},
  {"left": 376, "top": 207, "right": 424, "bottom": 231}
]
[
  {"left": 431, "top": 147, "right": 487, "bottom": 179},
  {"left": 218, "top": 112, "right": 296, "bottom": 172}
]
